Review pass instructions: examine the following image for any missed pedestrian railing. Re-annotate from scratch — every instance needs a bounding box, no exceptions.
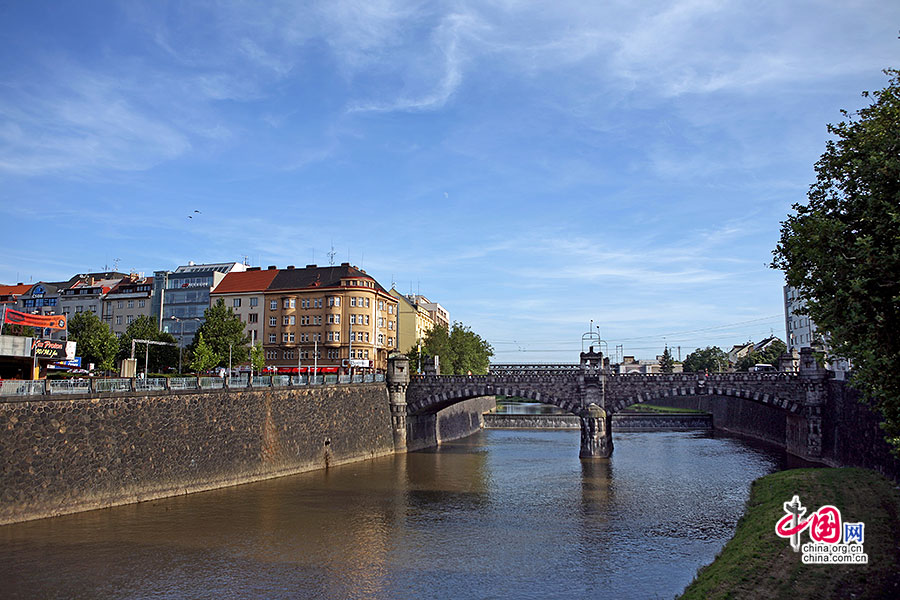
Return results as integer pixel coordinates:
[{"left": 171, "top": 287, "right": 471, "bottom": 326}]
[
  {"left": 0, "top": 372, "right": 388, "bottom": 398},
  {"left": 92, "top": 378, "right": 131, "bottom": 393},
  {"left": 169, "top": 377, "right": 200, "bottom": 390},
  {"left": 48, "top": 379, "right": 91, "bottom": 395},
  {"left": 135, "top": 378, "right": 167, "bottom": 391}
]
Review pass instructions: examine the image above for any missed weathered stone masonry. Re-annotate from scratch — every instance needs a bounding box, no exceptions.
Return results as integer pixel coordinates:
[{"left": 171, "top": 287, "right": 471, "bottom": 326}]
[{"left": 1, "top": 384, "right": 395, "bottom": 526}]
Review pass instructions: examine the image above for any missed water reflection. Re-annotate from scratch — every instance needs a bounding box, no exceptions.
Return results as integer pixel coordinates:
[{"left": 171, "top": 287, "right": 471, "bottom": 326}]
[{"left": 0, "top": 429, "right": 785, "bottom": 600}]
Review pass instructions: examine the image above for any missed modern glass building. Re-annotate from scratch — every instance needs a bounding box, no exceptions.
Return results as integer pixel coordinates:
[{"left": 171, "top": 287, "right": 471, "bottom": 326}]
[{"left": 152, "top": 262, "right": 246, "bottom": 347}]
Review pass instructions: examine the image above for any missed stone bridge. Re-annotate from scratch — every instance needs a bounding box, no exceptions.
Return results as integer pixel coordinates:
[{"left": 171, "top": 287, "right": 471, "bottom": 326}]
[{"left": 386, "top": 347, "right": 831, "bottom": 460}]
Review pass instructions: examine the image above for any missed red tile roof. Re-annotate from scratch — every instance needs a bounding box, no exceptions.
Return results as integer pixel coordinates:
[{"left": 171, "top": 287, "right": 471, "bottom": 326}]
[
  {"left": 0, "top": 284, "right": 31, "bottom": 296},
  {"left": 211, "top": 269, "right": 280, "bottom": 294}
]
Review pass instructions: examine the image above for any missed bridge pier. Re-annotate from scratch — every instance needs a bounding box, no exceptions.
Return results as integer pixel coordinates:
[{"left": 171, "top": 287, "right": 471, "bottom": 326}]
[
  {"left": 387, "top": 354, "right": 410, "bottom": 453},
  {"left": 580, "top": 403, "right": 613, "bottom": 459}
]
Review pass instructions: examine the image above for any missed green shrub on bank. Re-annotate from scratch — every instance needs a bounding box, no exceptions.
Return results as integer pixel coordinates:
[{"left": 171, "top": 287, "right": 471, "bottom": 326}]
[{"left": 679, "top": 468, "right": 900, "bottom": 599}]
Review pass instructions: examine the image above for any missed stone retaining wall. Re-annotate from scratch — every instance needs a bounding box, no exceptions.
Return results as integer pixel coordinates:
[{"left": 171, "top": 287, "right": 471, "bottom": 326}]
[{"left": 0, "top": 384, "right": 394, "bottom": 525}]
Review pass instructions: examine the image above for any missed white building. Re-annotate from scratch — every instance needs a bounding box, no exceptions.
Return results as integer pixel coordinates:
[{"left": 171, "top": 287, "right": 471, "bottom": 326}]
[{"left": 783, "top": 284, "right": 850, "bottom": 379}]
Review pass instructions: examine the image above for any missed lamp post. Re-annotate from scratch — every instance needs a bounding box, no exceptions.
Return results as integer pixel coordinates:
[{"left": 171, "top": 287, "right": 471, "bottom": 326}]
[{"left": 171, "top": 316, "right": 200, "bottom": 374}]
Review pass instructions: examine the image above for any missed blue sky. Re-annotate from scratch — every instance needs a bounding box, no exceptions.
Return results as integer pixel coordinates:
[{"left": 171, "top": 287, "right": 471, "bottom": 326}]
[{"left": 1, "top": 1, "right": 897, "bottom": 362}]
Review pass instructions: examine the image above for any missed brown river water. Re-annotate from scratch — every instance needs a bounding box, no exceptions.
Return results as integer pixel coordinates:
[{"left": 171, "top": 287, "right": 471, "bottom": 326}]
[{"left": 0, "top": 429, "right": 787, "bottom": 599}]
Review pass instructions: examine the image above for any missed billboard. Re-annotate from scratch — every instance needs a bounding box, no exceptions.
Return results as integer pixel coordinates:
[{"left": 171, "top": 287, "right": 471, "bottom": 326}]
[
  {"left": 3, "top": 308, "right": 67, "bottom": 330},
  {"left": 32, "top": 339, "right": 77, "bottom": 360}
]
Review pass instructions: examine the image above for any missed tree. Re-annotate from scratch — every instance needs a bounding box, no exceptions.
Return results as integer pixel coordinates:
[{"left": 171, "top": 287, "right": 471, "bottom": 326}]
[
  {"left": 418, "top": 321, "right": 493, "bottom": 375},
  {"left": 659, "top": 346, "right": 675, "bottom": 373},
  {"left": 189, "top": 299, "right": 250, "bottom": 368},
  {"left": 67, "top": 311, "right": 117, "bottom": 372},
  {"left": 189, "top": 333, "right": 218, "bottom": 373},
  {"left": 117, "top": 315, "right": 178, "bottom": 373},
  {"left": 773, "top": 68, "right": 900, "bottom": 450},
  {"left": 250, "top": 341, "right": 265, "bottom": 374},
  {"left": 1, "top": 323, "right": 35, "bottom": 337},
  {"left": 683, "top": 346, "right": 729, "bottom": 373}
]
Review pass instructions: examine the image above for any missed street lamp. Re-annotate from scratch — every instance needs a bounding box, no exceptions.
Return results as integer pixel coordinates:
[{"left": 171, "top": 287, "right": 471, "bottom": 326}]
[{"left": 171, "top": 316, "right": 200, "bottom": 374}]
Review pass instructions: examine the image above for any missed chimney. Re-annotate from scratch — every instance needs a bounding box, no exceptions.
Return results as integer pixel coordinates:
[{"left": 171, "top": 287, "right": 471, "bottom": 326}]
[
  {"left": 286, "top": 265, "right": 295, "bottom": 270},
  {"left": 306, "top": 264, "right": 317, "bottom": 268},
  {"left": 268, "top": 265, "right": 277, "bottom": 270},
  {"left": 247, "top": 267, "right": 260, "bottom": 271},
  {"left": 340, "top": 262, "right": 350, "bottom": 267}
]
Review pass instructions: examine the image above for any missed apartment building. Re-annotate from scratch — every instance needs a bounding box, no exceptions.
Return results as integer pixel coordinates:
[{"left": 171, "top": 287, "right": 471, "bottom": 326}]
[
  {"left": 783, "top": 284, "right": 850, "bottom": 378},
  {"left": 389, "top": 288, "right": 437, "bottom": 355},
  {"left": 209, "top": 268, "right": 279, "bottom": 347},
  {"left": 103, "top": 274, "right": 154, "bottom": 336},
  {"left": 213, "top": 263, "right": 399, "bottom": 371},
  {"left": 405, "top": 294, "right": 450, "bottom": 329},
  {"left": 58, "top": 275, "right": 124, "bottom": 322}
]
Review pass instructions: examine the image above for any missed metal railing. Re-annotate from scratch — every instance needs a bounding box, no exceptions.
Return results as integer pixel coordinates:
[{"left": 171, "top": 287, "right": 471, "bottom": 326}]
[
  {"left": 0, "top": 371, "right": 388, "bottom": 398},
  {"left": 135, "top": 377, "right": 167, "bottom": 391},
  {"left": 48, "top": 379, "right": 91, "bottom": 395}
]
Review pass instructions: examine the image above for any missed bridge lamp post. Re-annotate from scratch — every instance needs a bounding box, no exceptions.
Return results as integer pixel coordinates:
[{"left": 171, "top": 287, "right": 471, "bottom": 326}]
[{"left": 171, "top": 316, "right": 200, "bottom": 374}]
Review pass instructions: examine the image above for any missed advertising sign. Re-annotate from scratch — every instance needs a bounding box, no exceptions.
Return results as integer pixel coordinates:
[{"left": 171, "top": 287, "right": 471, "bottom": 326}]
[
  {"left": 32, "top": 339, "right": 77, "bottom": 360},
  {"left": 4, "top": 308, "right": 67, "bottom": 330},
  {"left": 349, "top": 359, "right": 371, "bottom": 368}
]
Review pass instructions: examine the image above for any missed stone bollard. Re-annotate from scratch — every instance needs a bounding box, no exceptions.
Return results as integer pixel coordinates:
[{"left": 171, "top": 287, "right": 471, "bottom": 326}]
[{"left": 580, "top": 403, "right": 613, "bottom": 458}]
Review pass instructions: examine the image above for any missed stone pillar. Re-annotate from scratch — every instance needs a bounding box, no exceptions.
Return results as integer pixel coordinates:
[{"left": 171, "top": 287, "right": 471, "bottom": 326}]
[
  {"left": 798, "top": 346, "right": 829, "bottom": 459},
  {"left": 580, "top": 403, "right": 613, "bottom": 458},
  {"left": 386, "top": 354, "right": 410, "bottom": 452}
]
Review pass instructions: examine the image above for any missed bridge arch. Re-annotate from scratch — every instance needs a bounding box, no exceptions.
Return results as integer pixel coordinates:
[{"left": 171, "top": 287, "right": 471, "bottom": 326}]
[
  {"left": 607, "top": 385, "right": 803, "bottom": 415},
  {"left": 408, "top": 384, "right": 587, "bottom": 417}
]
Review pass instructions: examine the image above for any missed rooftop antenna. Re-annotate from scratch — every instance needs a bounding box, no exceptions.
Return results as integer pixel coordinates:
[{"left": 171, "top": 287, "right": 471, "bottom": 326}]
[
  {"left": 327, "top": 242, "right": 336, "bottom": 266},
  {"left": 241, "top": 255, "right": 250, "bottom": 266},
  {"left": 113, "top": 258, "right": 121, "bottom": 271}
]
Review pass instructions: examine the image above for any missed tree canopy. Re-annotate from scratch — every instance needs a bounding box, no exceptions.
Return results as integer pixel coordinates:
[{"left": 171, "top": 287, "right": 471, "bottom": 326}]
[
  {"left": 68, "top": 311, "right": 117, "bottom": 372},
  {"left": 117, "top": 315, "right": 178, "bottom": 373},
  {"left": 188, "top": 299, "right": 250, "bottom": 368},
  {"left": 683, "top": 346, "right": 729, "bottom": 373},
  {"left": 772, "top": 69, "right": 900, "bottom": 451},
  {"left": 189, "top": 332, "right": 218, "bottom": 373},
  {"left": 413, "top": 322, "right": 494, "bottom": 375}
]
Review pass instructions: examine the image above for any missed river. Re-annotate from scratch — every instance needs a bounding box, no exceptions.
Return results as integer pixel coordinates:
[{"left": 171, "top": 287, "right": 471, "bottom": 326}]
[{"left": 0, "top": 428, "right": 786, "bottom": 599}]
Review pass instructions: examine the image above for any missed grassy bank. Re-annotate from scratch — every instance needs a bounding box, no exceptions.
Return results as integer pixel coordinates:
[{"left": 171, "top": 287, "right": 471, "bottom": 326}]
[
  {"left": 679, "top": 468, "right": 900, "bottom": 599},
  {"left": 619, "top": 403, "right": 705, "bottom": 414}
]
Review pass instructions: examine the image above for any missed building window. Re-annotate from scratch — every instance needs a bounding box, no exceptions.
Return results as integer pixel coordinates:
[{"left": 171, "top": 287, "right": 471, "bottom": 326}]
[
  {"left": 127, "top": 315, "right": 135, "bottom": 324},
  {"left": 269, "top": 334, "right": 276, "bottom": 343},
  {"left": 250, "top": 297, "right": 258, "bottom": 307},
  {"left": 248, "top": 313, "right": 258, "bottom": 323},
  {"left": 233, "top": 298, "right": 241, "bottom": 308},
  {"left": 350, "top": 297, "right": 356, "bottom": 307},
  {"left": 364, "top": 315, "right": 369, "bottom": 325},
  {"left": 329, "top": 296, "right": 340, "bottom": 307},
  {"left": 283, "top": 298, "right": 295, "bottom": 309},
  {"left": 116, "top": 316, "right": 122, "bottom": 325},
  {"left": 138, "top": 299, "right": 145, "bottom": 308},
  {"left": 266, "top": 350, "right": 277, "bottom": 360},
  {"left": 388, "top": 305, "right": 394, "bottom": 315},
  {"left": 285, "top": 350, "right": 295, "bottom": 359},
  {"left": 269, "top": 316, "right": 277, "bottom": 327},
  {"left": 117, "top": 301, "right": 124, "bottom": 309},
  {"left": 388, "top": 337, "right": 394, "bottom": 347},
  {"left": 283, "top": 315, "right": 295, "bottom": 325},
  {"left": 365, "top": 333, "right": 370, "bottom": 342},
  {"left": 270, "top": 299, "right": 277, "bottom": 310},
  {"left": 378, "top": 333, "right": 384, "bottom": 345}
]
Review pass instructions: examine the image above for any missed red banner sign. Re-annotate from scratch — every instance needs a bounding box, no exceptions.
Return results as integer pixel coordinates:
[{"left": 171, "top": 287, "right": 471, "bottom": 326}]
[{"left": 3, "top": 309, "right": 67, "bottom": 330}]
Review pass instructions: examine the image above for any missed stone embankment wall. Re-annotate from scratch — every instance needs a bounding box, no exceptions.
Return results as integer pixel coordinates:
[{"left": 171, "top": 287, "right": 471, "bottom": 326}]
[
  {"left": 482, "top": 413, "right": 712, "bottom": 431},
  {"left": 0, "top": 384, "right": 394, "bottom": 525},
  {"left": 822, "top": 382, "right": 900, "bottom": 480},
  {"left": 407, "top": 396, "right": 495, "bottom": 452},
  {"left": 634, "top": 394, "right": 788, "bottom": 447}
]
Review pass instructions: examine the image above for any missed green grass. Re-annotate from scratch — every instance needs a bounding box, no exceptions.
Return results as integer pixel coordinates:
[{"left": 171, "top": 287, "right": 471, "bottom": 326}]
[
  {"left": 619, "top": 403, "right": 706, "bottom": 414},
  {"left": 679, "top": 468, "right": 900, "bottom": 599}
]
